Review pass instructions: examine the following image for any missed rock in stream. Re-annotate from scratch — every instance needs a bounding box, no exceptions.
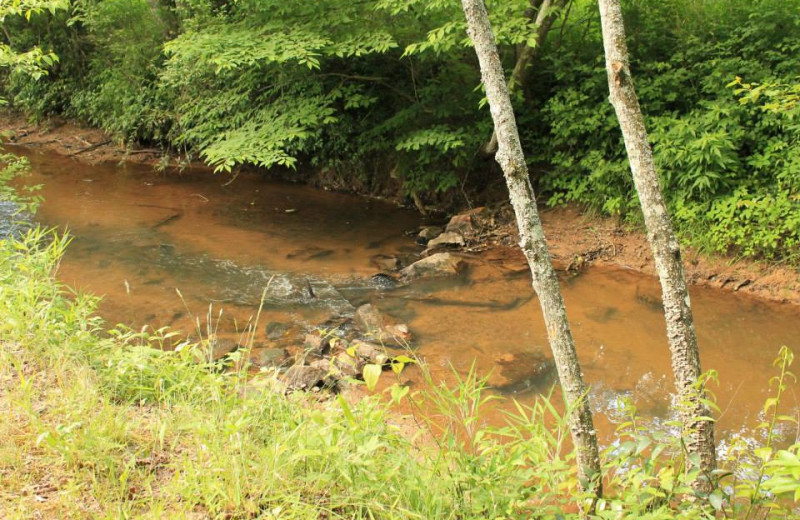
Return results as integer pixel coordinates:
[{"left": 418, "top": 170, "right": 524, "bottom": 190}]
[{"left": 0, "top": 201, "right": 31, "bottom": 239}]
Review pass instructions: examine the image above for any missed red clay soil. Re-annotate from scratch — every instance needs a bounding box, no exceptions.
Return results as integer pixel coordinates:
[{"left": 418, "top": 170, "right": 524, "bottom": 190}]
[
  {"left": 1, "top": 113, "right": 177, "bottom": 166},
  {"left": 478, "top": 204, "right": 800, "bottom": 306},
  {"left": 3, "top": 112, "right": 799, "bottom": 306}
]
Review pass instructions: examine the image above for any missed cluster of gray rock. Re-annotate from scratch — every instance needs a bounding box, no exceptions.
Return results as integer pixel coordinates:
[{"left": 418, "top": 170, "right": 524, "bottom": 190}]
[
  {"left": 388, "top": 206, "right": 492, "bottom": 283},
  {"left": 208, "top": 208, "right": 494, "bottom": 393},
  {"left": 414, "top": 207, "right": 489, "bottom": 254},
  {"left": 203, "top": 302, "right": 413, "bottom": 394},
  {"left": 278, "top": 302, "right": 413, "bottom": 392}
]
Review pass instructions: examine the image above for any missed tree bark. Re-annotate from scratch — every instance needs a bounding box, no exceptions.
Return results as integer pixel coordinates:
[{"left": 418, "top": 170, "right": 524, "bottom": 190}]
[
  {"left": 597, "top": 0, "right": 716, "bottom": 490},
  {"left": 481, "top": 0, "right": 568, "bottom": 156},
  {"left": 461, "top": 0, "right": 601, "bottom": 499}
]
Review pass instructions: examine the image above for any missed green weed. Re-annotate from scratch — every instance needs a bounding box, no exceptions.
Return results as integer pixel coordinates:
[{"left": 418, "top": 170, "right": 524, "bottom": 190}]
[{"left": 1, "top": 230, "right": 798, "bottom": 518}]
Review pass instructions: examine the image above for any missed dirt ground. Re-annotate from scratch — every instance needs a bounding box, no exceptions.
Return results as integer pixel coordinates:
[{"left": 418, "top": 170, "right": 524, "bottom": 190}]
[
  {"left": 475, "top": 204, "right": 800, "bottom": 306},
  {"left": 3, "top": 112, "right": 799, "bottom": 307},
  {"left": 1, "top": 113, "right": 177, "bottom": 166}
]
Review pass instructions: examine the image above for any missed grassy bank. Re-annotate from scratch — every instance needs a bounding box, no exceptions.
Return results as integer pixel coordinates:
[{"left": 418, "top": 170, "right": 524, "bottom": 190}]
[{"left": 1, "top": 228, "right": 799, "bottom": 519}]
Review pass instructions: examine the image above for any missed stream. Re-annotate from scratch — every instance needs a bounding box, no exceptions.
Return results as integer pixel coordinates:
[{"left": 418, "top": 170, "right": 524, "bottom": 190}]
[{"left": 9, "top": 148, "right": 800, "bottom": 447}]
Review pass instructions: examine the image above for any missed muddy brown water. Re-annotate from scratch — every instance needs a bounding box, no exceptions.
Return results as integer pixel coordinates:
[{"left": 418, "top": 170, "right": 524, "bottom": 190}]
[{"left": 11, "top": 149, "right": 800, "bottom": 447}]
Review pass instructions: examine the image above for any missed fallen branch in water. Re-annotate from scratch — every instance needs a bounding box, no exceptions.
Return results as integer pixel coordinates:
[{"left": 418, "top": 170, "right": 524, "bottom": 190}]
[
  {"left": 70, "top": 139, "right": 112, "bottom": 156},
  {"left": 126, "top": 148, "right": 161, "bottom": 155}
]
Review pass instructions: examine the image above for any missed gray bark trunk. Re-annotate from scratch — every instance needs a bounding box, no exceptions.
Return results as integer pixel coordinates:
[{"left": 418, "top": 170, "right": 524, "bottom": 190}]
[
  {"left": 597, "top": 0, "right": 716, "bottom": 490},
  {"left": 481, "top": 0, "right": 568, "bottom": 156},
  {"left": 461, "top": 0, "right": 601, "bottom": 498}
]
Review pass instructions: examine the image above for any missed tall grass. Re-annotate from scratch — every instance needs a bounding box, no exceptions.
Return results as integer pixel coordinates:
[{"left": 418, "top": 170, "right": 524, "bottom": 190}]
[{"left": 1, "top": 228, "right": 798, "bottom": 519}]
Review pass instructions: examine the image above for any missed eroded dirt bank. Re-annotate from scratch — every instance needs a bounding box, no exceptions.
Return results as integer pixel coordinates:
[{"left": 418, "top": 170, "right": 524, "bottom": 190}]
[
  {"left": 473, "top": 205, "right": 800, "bottom": 307},
  {"left": 1, "top": 113, "right": 168, "bottom": 166},
  {"left": 2, "top": 112, "right": 799, "bottom": 306}
]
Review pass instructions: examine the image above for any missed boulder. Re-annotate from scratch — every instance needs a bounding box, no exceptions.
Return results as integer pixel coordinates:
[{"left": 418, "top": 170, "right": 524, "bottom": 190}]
[
  {"left": 444, "top": 207, "right": 488, "bottom": 235},
  {"left": 352, "top": 340, "right": 390, "bottom": 366},
  {"left": 281, "top": 365, "right": 332, "bottom": 392},
  {"left": 354, "top": 304, "right": 384, "bottom": 334},
  {"left": 309, "top": 355, "right": 361, "bottom": 380},
  {"left": 207, "top": 335, "right": 240, "bottom": 360},
  {"left": 399, "top": 252, "right": 465, "bottom": 282},
  {"left": 333, "top": 352, "right": 362, "bottom": 378},
  {"left": 249, "top": 348, "right": 288, "bottom": 368},
  {"left": 463, "top": 206, "right": 488, "bottom": 218},
  {"left": 382, "top": 324, "right": 412, "bottom": 344},
  {"left": 416, "top": 226, "right": 443, "bottom": 245},
  {"left": 445, "top": 214, "right": 473, "bottom": 235},
  {"left": 303, "top": 333, "right": 331, "bottom": 356},
  {"left": 369, "top": 273, "right": 398, "bottom": 290},
  {"left": 425, "top": 231, "right": 465, "bottom": 250},
  {"left": 309, "top": 359, "right": 334, "bottom": 371}
]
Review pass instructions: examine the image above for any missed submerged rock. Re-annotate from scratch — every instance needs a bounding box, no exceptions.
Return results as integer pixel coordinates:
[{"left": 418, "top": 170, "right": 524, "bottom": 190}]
[
  {"left": 286, "top": 247, "right": 335, "bottom": 261},
  {"left": 265, "top": 322, "right": 290, "bottom": 340},
  {"left": 490, "top": 351, "right": 558, "bottom": 394},
  {"left": 400, "top": 252, "right": 466, "bottom": 282},
  {"left": 250, "top": 348, "right": 289, "bottom": 368},
  {"left": 0, "top": 201, "right": 30, "bottom": 239},
  {"left": 369, "top": 273, "right": 398, "bottom": 290},
  {"left": 124, "top": 247, "right": 355, "bottom": 315},
  {"left": 370, "top": 254, "right": 400, "bottom": 272},
  {"left": 585, "top": 306, "right": 619, "bottom": 324},
  {"left": 354, "top": 304, "right": 412, "bottom": 345}
]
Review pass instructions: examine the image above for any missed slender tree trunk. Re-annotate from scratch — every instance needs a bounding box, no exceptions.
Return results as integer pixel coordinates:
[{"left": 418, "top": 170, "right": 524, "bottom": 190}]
[
  {"left": 461, "top": 0, "right": 601, "bottom": 499},
  {"left": 481, "top": 0, "right": 568, "bottom": 156},
  {"left": 597, "top": 0, "right": 716, "bottom": 490}
]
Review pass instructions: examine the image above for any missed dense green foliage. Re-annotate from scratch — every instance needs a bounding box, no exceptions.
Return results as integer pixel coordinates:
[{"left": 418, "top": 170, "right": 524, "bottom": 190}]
[
  {"left": 536, "top": 1, "right": 800, "bottom": 262},
  {"left": 2, "top": 0, "right": 799, "bottom": 262},
  {"left": 0, "top": 0, "right": 66, "bottom": 99},
  {"left": 1, "top": 228, "right": 799, "bottom": 518}
]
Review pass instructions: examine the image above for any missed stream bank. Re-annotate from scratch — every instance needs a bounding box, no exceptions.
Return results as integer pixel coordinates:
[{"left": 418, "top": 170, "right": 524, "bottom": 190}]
[{"left": 2, "top": 144, "right": 799, "bottom": 445}]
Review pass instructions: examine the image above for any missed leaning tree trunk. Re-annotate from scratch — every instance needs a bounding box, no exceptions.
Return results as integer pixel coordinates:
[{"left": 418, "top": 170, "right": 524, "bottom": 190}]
[
  {"left": 461, "top": 0, "right": 601, "bottom": 499},
  {"left": 481, "top": 0, "right": 568, "bottom": 155},
  {"left": 597, "top": 0, "right": 716, "bottom": 489}
]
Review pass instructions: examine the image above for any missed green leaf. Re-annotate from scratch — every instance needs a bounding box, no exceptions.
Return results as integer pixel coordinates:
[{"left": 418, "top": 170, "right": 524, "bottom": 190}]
[
  {"left": 363, "top": 364, "right": 381, "bottom": 391},
  {"left": 709, "top": 490, "right": 725, "bottom": 511},
  {"left": 389, "top": 384, "right": 409, "bottom": 404}
]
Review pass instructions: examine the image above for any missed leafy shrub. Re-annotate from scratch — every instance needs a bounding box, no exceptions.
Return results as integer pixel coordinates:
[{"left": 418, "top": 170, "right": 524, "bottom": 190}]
[{"left": 537, "top": 0, "right": 800, "bottom": 262}]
